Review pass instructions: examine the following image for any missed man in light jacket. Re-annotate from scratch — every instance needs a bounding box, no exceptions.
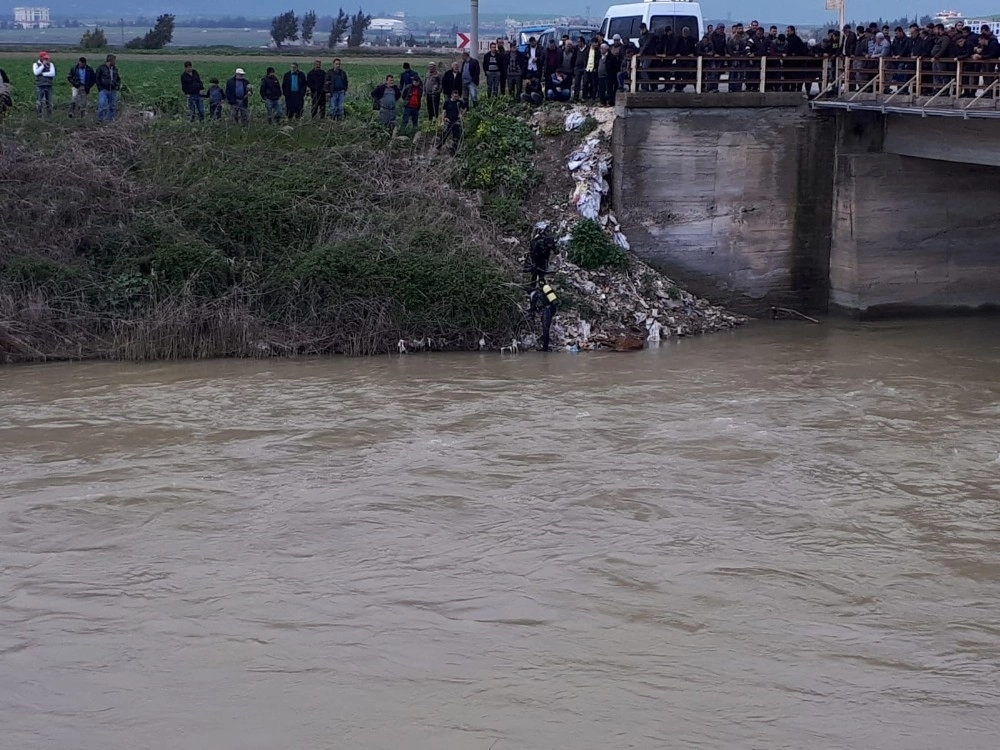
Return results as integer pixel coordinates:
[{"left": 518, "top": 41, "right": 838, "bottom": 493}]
[{"left": 33, "top": 51, "right": 56, "bottom": 117}]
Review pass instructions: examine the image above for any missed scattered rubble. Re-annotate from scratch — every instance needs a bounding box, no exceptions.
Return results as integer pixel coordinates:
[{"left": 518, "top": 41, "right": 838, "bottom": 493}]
[
  {"left": 532, "top": 246, "right": 745, "bottom": 352},
  {"left": 527, "top": 104, "right": 746, "bottom": 352}
]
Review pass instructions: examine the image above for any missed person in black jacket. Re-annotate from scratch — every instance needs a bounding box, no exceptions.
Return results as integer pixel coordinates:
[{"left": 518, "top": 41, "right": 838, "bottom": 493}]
[
  {"left": 496, "top": 38, "right": 510, "bottom": 94},
  {"left": 784, "top": 25, "right": 809, "bottom": 93},
  {"left": 180, "top": 61, "right": 204, "bottom": 122},
  {"left": 482, "top": 42, "right": 503, "bottom": 96},
  {"left": 542, "top": 39, "right": 561, "bottom": 82},
  {"left": 67, "top": 56, "right": 96, "bottom": 119},
  {"left": 507, "top": 47, "right": 525, "bottom": 98},
  {"left": 306, "top": 60, "right": 327, "bottom": 119},
  {"left": 0, "top": 67, "right": 10, "bottom": 118},
  {"left": 572, "top": 36, "right": 589, "bottom": 99},
  {"left": 95, "top": 54, "right": 121, "bottom": 123},
  {"left": 442, "top": 60, "right": 462, "bottom": 99},
  {"left": 596, "top": 43, "right": 620, "bottom": 105},
  {"left": 674, "top": 26, "right": 697, "bottom": 91},
  {"left": 260, "top": 67, "right": 283, "bottom": 124},
  {"left": 282, "top": 63, "right": 307, "bottom": 119}
]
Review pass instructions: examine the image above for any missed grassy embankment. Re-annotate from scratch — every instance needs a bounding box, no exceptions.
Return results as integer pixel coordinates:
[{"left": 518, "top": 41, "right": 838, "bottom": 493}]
[{"left": 0, "top": 55, "right": 543, "bottom": 361}]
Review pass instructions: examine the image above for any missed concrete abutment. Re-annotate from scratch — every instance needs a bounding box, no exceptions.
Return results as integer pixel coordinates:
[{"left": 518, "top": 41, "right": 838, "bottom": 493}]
[{"left": 611, "top": 94, "right": 1000, "bottom": 317}]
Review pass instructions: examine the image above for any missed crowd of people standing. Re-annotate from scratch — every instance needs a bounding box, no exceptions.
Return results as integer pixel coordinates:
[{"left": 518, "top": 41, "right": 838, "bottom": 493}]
[
  {"left": 178, "top": 59, "right": 351, "bottom": 124},
  {"left": 0, "top": 52, "right": 122, "bottom": 121}
]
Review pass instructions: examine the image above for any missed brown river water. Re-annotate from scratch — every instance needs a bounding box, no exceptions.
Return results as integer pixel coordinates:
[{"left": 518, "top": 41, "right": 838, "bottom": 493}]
[{"left": 2, "top": 320, "right": 1000, "bottom": 750}]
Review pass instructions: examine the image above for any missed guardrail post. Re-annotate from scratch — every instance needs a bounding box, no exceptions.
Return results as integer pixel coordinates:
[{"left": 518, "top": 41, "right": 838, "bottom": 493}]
[
  {"left": 955, "top": 59, "right": 962, "bottom": 104},
  {"left": 821, "top": 56, "right": 828, "bottom": 94},
  {"left": 877, "top": 56, "right": 884, "bottom": 96},
  {"left": 695, "top": 55, "right": 703, "bottom": 94},
  {"left": 631, "top": 56, "right": 638, "bottom": 93},
  {"left": 759, "top": 56, "right": 766, "bottom": 93},
  {"left": 915, "top": 57, "right": 922, "bottom": 98},
  {"left": 843, "top": 56, "right": 850, "bottom": 93}
]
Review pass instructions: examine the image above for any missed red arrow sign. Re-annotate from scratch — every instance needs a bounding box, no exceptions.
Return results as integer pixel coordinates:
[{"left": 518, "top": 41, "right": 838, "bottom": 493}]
[{"left": 456, "top": 32, "right": 470, "bottom": 49}]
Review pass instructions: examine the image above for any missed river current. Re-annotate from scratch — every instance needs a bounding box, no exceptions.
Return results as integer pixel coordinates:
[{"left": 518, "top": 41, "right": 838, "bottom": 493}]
[{"left": 2, "top": 320, "right": 999, "bottom": 749}]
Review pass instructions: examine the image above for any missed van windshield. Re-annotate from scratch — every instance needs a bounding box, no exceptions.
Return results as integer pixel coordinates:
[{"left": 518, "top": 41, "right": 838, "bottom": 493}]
[
  {"left": 607, "top": 16, "right": 642, "bottom": 40},
  {"left": 650, "top": 15, "right": 699, "bottom": 37}
]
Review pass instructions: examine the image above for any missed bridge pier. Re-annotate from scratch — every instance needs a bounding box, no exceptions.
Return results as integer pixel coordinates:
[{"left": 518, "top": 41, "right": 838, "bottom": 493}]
[
  {"left": 830, "top": 111, "right": 1000, "bottom": 316},
  {"left": 612, "top": 94, "right": 1000, "bottom": 317}
]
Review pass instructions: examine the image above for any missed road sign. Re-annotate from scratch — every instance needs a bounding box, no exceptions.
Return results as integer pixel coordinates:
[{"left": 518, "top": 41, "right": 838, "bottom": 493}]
[{"left": 456, "top": 32, "right": 470, "bottom": 49}]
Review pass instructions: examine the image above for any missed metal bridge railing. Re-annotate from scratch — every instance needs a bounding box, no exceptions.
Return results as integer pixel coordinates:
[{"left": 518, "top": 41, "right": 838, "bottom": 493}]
[
  {"left": 627, "top": 55, "right": 829, "bottom": 95},
  {"left": 622, "top": 55, "right": 1000, "bottom": 115}
]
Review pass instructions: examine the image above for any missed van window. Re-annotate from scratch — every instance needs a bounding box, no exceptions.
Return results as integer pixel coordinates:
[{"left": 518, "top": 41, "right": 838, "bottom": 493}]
[
  {"left": 607, "top": 16, "right": 642, "bottom": 40},
  {"left": 650, "top": 15, "right": 699, "bottom": 37},
  {"left": 600, "top": 18, "right": 608, "bottom": 37}
]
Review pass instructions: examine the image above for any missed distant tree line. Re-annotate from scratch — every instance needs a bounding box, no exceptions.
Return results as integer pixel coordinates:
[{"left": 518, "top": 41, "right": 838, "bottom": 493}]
[
  {"left": 269, "top": 7, "right": 371, "bottom": 49},
  {"left": 840, "top": 15, "right": 935, "bottom": 29}
]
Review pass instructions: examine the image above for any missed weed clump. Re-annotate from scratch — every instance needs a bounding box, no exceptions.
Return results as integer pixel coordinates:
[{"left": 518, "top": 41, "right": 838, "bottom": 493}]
[
  {"left": 457, "top": 97, "right": 539, "bottom": 200},
  {"left": 567, "top": 219, "right": 631, "bottom": 271}
]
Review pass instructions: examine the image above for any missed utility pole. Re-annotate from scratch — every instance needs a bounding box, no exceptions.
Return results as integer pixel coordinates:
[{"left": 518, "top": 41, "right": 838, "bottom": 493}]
[
  {"left": 120, "top": 17, "right": 125, "bottom": 46},
  {"left": 470, "top": 0, "right": 479, "bottom": 56}
]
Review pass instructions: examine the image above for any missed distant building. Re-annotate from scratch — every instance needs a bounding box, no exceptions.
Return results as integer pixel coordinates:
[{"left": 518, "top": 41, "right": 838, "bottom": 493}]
[
  {"left": 13, "top": 6, "right": 50, "bottom": 29},
  {"left": 369, "top": 16, "right": 407, "bottom": 36}
]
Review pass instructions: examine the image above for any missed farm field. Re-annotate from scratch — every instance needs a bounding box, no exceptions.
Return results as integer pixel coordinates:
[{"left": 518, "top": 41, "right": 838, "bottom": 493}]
[
  {"left": 0, "top": 53, "right": 459, "bottom": 115},
  {"left": 1, "top": 27, "right": 282, "bottom": 48}
]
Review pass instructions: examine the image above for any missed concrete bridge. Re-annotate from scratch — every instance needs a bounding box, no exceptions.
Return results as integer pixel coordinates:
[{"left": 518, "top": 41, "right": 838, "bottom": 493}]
[{"left": 612, "top": 58, "right": 1000, "bottom": 316}]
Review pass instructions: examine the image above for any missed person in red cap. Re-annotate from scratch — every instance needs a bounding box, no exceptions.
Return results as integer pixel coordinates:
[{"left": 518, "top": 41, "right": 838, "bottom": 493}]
[{"left": 32, "top": 51, "right": 56, "bottom": 117}]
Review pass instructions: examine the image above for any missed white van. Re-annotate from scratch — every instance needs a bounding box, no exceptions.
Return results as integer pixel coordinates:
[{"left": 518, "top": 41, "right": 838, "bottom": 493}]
[{"left": 600, "top": 0, "right": 704, "bottom": 47}]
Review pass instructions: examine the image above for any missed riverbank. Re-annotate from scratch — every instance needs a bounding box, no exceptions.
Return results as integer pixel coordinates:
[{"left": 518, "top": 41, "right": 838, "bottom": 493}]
[{"left": 0, "top": 94, "right": 745, "bottom": 363}]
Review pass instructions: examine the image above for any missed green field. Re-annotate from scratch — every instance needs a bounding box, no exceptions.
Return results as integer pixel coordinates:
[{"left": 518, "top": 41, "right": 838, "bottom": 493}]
[{"left": 0, "top": 53, "right": 458, "bottom": 117}]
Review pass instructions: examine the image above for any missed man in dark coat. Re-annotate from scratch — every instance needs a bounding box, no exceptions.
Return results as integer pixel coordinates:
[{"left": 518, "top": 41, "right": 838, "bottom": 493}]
[
  {"left": 282, "top": 63, "right": 307, "bottom": 119},
  {"left": 180, "top": 61, "right": 204, "bottom": 122},
  {"left": 68, "top": 56, "right": 96, "bottom": 119},
  {"left": 306, "top": 59, "right": 327, "bottom": 119},
  {"left": 260, "top": 67, "right": 284, "bottom": 124}
]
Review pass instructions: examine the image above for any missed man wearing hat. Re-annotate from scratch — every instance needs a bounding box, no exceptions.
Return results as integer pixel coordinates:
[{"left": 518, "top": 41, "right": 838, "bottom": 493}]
[
  {"left": 32, "top": 51, "right": 56, "bottom": 117},
  {"left": 225, "top": 67, "right": 252, "bottom": 125}
]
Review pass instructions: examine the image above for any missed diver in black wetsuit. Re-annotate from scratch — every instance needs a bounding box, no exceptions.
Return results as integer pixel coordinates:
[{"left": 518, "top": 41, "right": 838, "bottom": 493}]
[{"left": 524, "top": 229, "right": 559, "bottom": 351}]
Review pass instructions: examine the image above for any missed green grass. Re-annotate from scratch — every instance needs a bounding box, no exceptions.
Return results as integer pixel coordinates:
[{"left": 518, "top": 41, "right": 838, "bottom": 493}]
[{"left": 0, "top": 54, "right": 455, "bottom": 117}]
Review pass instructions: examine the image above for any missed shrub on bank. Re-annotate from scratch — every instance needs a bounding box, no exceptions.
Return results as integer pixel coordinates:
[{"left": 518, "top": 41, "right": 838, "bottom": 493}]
[{"left": 567, "top": 219, "right": 631, "bottom": 271}]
